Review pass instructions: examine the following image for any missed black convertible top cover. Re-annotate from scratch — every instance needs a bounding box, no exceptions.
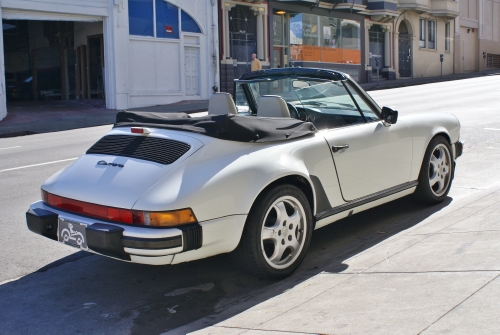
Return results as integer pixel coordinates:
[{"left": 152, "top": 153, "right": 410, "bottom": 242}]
[{"left": 114, "top": 111, "right": 317, "bottom": 143}]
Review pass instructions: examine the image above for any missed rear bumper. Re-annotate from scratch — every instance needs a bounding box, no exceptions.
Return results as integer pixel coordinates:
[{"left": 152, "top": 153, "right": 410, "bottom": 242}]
[{"left": 26, "top": 201, "right": 246, "bottom": 265}]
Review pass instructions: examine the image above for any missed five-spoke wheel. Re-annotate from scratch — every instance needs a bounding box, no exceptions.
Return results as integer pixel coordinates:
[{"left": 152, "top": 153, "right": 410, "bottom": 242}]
[
  {"left": 235, "top": 184, "right": 313, "bottom": 278},
  {"left": 261, "top": 196, "right": 307, "bottom": 270},
  {"left": 414, "top": 136, "right": 454, "bottom": 204}
]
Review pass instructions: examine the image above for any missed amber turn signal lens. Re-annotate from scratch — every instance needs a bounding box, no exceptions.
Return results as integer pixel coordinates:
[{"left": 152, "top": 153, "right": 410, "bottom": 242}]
[{"left": 147, "top": 209, "right": 197, "bottom": 227}]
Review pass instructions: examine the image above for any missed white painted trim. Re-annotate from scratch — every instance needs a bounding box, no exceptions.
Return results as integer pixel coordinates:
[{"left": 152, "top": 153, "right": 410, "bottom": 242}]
[
  {"left": 129, "top": 36, "right": 181, "bottom": 44},
  {"left": 1, "top": 0, "right": 109, "bottom": 18},
  {"left": 103, "top": 14, "right": 116, "bottom": 110},
  {"left": 1, "top": 8, "right": 105, "bottom": 21},
  {"left": 0, "top": 6, "right": 6, "bottom": 121},
  {"left": 129, "top": 91, "right": 183, "bottom": 96}
]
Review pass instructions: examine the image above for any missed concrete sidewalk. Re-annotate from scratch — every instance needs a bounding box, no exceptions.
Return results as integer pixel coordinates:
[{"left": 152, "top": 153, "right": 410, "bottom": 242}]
[
  {"left": 0, "top": 69, "right": 498, "bottom": 138},
  {"left": 171, "top": 186, "right": 500, "bottom": 335}
]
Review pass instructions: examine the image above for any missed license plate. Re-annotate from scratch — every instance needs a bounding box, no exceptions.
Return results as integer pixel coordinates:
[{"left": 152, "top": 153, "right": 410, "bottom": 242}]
[{"left": 58, "top": 218, "right": 88, "bottom": 250}]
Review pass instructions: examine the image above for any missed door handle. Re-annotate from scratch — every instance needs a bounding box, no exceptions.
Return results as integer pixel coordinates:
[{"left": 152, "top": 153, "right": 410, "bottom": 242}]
[{"left": 332, "top": 144, "right": 349, "bottom": 153}]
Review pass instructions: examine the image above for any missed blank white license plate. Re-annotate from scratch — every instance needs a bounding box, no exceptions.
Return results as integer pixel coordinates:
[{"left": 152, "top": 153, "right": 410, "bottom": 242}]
[{"left": 58, "top": 218, "right": 88, "bottom": 250}]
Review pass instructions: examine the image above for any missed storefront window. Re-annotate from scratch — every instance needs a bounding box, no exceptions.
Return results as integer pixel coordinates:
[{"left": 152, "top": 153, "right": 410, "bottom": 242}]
[
  {"left": 181, "top": 10, "right": 202, "bottom": 33},
  {"left": 129, "top": 0, "right": 154, "bottom": 37},
  {"left": 273, "top": 14, "right": 283, "bottom": 45},
  {"left": 128, "top": 0, "right": 201, "bottom": 38},
  {"left": 289, "top": 13, "right": 360, "bottom": 65},
  {"left": 156, "top": 0, "right": 179, "bottom": 39}
]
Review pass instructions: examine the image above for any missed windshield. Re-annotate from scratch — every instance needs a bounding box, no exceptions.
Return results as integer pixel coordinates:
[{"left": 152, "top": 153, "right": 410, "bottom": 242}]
[{"left": 235, "top": 77, "right": 380, "bottom": 129}]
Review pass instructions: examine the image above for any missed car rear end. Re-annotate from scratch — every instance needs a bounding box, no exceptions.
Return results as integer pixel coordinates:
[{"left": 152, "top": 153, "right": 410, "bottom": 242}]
[{"left": 26, "top": 126, "right": 207, "bottom": 265}]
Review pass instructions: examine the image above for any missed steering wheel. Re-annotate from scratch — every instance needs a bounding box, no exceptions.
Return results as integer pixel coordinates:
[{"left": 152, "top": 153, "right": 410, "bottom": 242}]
[{"left": 286, "top": 102, "right": 299, "bottom": 119}]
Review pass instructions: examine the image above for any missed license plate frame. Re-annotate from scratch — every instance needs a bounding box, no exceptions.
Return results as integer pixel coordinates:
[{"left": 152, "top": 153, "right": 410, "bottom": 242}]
[{"left": 58, "top": 218, "right": 88, "bottom": 250}]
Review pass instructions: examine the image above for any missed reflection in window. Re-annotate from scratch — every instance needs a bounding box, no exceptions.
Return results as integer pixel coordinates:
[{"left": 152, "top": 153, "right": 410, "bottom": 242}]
[
  {"left": 181, "top": 10, "right": 201, "bottom": 33},
  {"left": 289, "top": 13, "right": 360, "bottom": 65},
  {"left": 156, "top": 0, "right": 179, "bottom": 39},
  {"left": 419, "top": 19, "right": 426, "bottom": 48},
  {"left": 128, "top": 0, "right": 202, "bottom": 38},
  {"left": 445, "top": 22, "right": 450, "bottom": 52},
  {"left": 129, "top": 0, "right": 154, "bottom": 37},
  {"left": 428, "top": 20, "right": 436, "bottom": 49}
]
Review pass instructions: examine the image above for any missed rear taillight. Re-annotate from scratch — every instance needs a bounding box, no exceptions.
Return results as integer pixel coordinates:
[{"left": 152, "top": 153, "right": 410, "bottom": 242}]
[
  {"left": 42, "top": 190, "right": 133, "bottom": 224},
  {"left": 41, "top": 190, "right": 196, "bottom": 227}
]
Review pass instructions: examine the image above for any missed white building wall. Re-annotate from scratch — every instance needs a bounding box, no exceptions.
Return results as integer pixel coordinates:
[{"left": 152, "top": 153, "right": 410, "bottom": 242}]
[{"left": 0, "top": 0, "right": 219, "bottom": 120}]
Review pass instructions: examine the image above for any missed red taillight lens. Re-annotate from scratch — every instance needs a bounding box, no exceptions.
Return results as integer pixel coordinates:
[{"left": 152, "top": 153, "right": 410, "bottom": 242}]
[
  {"left": 42, "top": 190, "right": 134, "bottom": 225},
  {"left": 41, "top": 190, "right": 196, "bottom": 227}
]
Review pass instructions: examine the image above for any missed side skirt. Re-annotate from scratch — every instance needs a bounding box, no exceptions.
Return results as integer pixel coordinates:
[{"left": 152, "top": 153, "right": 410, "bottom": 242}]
[{"left": 314, "top": 181, "right": 418, "bottom": 223}]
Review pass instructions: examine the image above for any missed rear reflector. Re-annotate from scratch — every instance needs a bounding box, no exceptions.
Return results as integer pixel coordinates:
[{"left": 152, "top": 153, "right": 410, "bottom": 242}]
[
  {"left": 131, "top": 127, "right": 151, "bottom": 134},
  {"left": 41, "top": 190, "right": 197, "bottom": 227}
]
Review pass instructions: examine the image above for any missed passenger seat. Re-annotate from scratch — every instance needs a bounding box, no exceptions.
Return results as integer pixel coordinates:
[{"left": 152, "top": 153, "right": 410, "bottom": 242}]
[
  {"left": 257, "top": 95, "right": 290, "bottom": 118},
  {"left": 208, "top": 92, "right": 237, "bottom": 115}
]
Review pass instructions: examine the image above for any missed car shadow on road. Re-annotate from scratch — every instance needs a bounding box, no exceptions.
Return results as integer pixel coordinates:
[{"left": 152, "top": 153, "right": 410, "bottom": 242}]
[{"left": 0, "top": 195, "right": 451, "bottom": 335}]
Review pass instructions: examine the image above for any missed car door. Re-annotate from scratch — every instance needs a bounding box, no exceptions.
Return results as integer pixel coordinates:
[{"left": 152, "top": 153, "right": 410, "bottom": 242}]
[{"left": 321, "top": 82, "right": 413, "bottom": 201}]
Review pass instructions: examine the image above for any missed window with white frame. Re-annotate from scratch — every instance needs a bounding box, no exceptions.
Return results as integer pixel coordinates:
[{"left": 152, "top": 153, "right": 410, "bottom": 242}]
[
  {"left": 419, "top": 19, "right": 425, "bottom": 48},
  {"left": 445, "top": 22, "right": 450, "bottom": 52},
  {"left": 419, "top": 18, "right": 436, "bottom": 49}
]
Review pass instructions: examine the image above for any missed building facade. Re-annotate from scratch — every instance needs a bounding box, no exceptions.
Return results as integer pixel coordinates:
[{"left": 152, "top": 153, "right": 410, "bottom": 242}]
[
  {"left": 0, "top": 0, "right": 219, "bottom": 121},
  {"left": 394, "top": 0, "right": 458, "bottom": 79},
  {"left": 454, "top": 0, "right": 500, "bottom": 73}
]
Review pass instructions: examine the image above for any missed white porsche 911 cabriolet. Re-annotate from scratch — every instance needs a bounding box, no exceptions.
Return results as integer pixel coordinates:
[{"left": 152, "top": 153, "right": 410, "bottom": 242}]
[{"left": 27, "top": 68, "right": 463, "bottom": 278}]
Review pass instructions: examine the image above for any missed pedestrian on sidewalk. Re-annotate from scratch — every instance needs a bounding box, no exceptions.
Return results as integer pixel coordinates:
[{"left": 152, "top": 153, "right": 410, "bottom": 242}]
[{"left": 251, "top": 53, "right": 262, "bottom": 72}]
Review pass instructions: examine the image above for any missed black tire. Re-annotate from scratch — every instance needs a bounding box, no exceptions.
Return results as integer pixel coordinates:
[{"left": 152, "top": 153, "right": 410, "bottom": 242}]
[
  {"left": 234, "top": 184, "right": 313, "bottom": 278},
  {"left": 413, "top": 136, "right": 454, "bottom": 204}
]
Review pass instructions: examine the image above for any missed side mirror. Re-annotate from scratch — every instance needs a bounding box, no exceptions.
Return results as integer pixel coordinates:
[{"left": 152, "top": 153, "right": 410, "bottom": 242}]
[{"left": 381, "top": 106, "right": 398, "bottom": 125}]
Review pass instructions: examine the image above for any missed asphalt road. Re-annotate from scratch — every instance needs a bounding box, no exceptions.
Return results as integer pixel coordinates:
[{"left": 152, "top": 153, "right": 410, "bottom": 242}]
[{"left": 0, "top": 75, "right": 499, "bottom": 334}]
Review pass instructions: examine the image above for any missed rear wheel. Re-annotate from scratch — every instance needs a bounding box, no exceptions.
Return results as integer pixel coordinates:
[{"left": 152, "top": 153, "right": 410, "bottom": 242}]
[
  {"left": 235, "top": 184, "right": 313, "bottom": 278},
  {"left": 413, "top": 136, "right": 453, "bottom": 204}
]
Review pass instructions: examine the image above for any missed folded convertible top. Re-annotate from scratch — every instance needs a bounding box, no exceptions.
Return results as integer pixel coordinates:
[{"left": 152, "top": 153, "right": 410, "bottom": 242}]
[{"left": 114, "top": 111, "right": 317, "bottom": 143}]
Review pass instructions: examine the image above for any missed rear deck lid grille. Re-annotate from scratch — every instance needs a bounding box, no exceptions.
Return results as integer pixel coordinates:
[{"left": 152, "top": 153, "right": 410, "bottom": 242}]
[{"left": 86, "top": 135, "right": 191, "bottom": 165}]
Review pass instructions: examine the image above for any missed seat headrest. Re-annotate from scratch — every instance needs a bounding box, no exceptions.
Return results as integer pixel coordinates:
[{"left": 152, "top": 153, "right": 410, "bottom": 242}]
[
  {"left": 257, "top": 95, "right": 290, "bottom": 118},
  {"left": 208, "top": 92, "right": 237, "bottom": 115}
]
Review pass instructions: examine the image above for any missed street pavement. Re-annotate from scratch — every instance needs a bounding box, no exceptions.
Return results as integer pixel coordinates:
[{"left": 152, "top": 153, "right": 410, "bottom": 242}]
[
  {"left": 183, "top": 187, "right": 500, "bottom": 334},
  {"left": 0, "top": 75, "right": 499, "bottom": 334}
]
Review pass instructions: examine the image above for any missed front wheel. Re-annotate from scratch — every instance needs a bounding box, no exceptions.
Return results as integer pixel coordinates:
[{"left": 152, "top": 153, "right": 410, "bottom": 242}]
[
  {"left": 413, "top": 136, "right": 453, "bottom": 204},
  {"left": 234, "top": 184, "right": 313, "bottom": 278}
]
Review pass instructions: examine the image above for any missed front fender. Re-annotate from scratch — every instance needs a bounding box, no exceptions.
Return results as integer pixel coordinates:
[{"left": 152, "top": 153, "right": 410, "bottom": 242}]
[{"left": 402, "top": 113, "right": 461, "bottom": 181}]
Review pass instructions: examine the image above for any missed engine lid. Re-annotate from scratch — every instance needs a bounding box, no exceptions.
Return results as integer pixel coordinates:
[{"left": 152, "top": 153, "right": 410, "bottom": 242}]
[{"left": 41, "top": 128, "right": 204, "bottom": 209}]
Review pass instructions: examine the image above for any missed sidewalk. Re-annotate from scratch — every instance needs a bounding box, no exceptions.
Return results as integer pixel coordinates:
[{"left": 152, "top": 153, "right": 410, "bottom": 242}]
[
  {"left": 171, "top": 186, "right": 500, "bottom": 334},
  {"left": 0, "top": 69, "right": 498, "bottom": 138}
]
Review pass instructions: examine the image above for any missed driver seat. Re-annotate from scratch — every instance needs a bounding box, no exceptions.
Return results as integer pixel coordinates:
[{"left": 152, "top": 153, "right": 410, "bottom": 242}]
[{"left": 257, "top": 95, "right": 290, "bottom": 118}]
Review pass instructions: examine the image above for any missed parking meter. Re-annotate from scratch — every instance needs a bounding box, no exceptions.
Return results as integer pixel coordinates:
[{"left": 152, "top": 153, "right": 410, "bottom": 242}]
[
  {"left": 483, "top": 52, "right": 487, "bottom": 74},
  {"left": 439, "top": 54, "right": 444, "bottom": 78}
]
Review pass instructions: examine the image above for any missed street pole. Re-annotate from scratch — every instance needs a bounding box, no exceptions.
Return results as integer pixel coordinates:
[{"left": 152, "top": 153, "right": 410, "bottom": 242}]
[{"left": 376, "top": 57, "right": 379, "bottom": 87}]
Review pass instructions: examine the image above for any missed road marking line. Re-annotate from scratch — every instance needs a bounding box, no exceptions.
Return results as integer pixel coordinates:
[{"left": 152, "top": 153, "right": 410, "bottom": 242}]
[
  {"left": 484, "top": 128, "right": 500, "bottom": 131},
  {"left": 0, "top": 146, "right": 21, "bottom": 151},
  {"left": 0, "top": 158, "right": 77, "bottom": 173}
]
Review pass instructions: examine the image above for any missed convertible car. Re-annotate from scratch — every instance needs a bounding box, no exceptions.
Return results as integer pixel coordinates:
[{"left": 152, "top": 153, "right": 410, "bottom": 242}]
[{"left": 26, "top": 68, "right": 463, "bottom": 278}]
